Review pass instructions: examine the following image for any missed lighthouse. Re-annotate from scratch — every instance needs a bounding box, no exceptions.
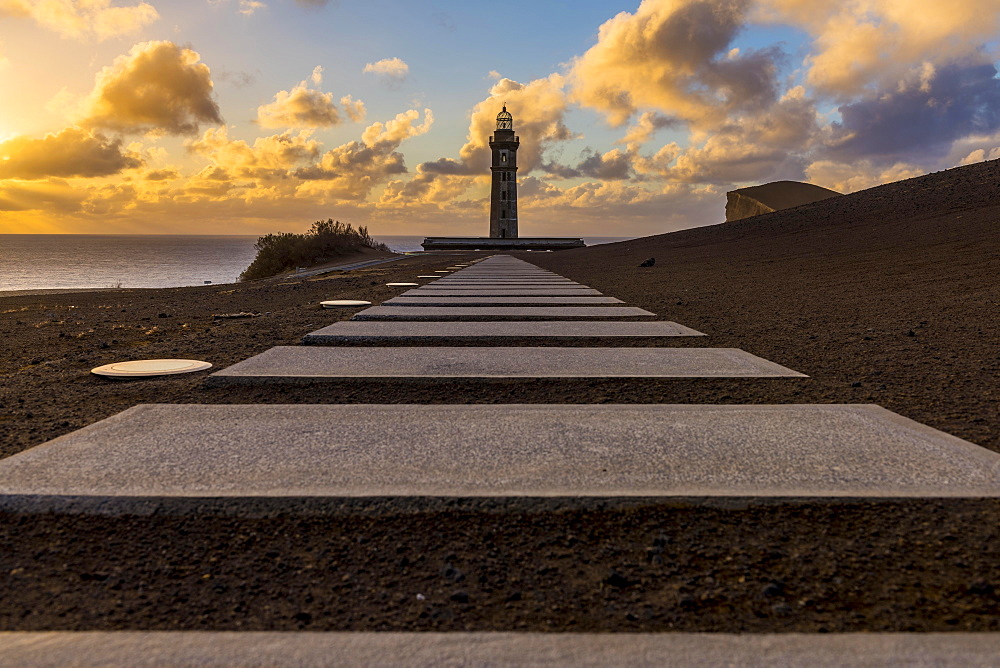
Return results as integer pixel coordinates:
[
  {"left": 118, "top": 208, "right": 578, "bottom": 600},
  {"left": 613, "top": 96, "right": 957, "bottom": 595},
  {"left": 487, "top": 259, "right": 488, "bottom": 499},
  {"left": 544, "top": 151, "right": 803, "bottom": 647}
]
[
  {"left": 420, "top": 102, "right": 582, "bottom": 251},
  {"left": 489, "top": 105, "right": 519, "bottom": 239}
]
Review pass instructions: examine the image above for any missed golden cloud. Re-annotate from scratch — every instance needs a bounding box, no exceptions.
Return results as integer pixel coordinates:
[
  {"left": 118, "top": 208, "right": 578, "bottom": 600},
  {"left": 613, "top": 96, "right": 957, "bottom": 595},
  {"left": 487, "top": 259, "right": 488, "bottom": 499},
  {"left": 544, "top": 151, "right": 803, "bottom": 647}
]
[
  {"left": 805, "top": 159, "right": 924, "bottom": 194},
  {"left": 0, "top": 127, "right": 142, "bottom": 179},
  {"left": 378, "top": 172, "right": 479, "bottom": 209},
  {"left": 670, "top": 92, "right": 818, "bottom": 184},
  {"left": 568, "top": 0, "right": 778, "bottom": 127},
  {"left": 363, "top": 57, "right": 409, "bottom": 87},
  {"left": 0, "top": 0, "right": 158, "bottom": 40},
  {"left": 0, "top": 178, "right": 86, "bottom": 213},
  {"left": 258, "top": 87, "right": 341, "bottom": 128},
  {"left": 256, "top": 71, "right": 366, "bottom": 128},
  {"left": 618, "top": 111, "right": 677, "bottom": 152},
  {"left": 188, "top": 126, "right": 322, "bottom": 180},
  {"left": 294, "top": 108, "right": 433, "bottom": 201},
  {"left": 420, "top": 74, "right": 572, "bottom": 177},
  {"left": 77, "top": 41, "right": 222, "bottom": 136},
  {"left": 757, "top": 0, "right": 1000, "bottom": 97}
]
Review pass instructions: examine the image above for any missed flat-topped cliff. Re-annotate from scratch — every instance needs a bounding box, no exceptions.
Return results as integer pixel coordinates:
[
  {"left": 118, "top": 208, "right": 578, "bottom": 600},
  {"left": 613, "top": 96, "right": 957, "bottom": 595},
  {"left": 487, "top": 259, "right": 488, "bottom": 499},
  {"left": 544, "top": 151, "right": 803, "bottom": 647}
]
[{"left": 726, "top": 180, "right": 841, "bottom": 221}]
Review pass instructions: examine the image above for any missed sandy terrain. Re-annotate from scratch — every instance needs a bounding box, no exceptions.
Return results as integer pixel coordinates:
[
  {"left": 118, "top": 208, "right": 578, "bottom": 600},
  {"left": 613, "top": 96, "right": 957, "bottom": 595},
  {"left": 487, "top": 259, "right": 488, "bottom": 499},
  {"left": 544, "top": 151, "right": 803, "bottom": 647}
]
[{"left": 0, "top": 159, "right": 997, "bottom": 632}]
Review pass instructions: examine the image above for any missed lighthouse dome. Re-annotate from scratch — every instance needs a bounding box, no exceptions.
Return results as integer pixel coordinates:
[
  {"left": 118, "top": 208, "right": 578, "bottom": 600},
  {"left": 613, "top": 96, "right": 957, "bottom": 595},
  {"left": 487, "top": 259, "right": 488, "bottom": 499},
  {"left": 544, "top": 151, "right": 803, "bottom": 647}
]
[{"left": 496, "top": 105, "right": 513, "bottom": 130}]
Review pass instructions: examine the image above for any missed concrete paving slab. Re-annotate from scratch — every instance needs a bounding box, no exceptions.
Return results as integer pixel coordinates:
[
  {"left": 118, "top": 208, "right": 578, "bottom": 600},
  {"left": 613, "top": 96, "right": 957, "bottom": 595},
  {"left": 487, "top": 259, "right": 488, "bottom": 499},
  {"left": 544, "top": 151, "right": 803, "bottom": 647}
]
[
  {"left": 415, "top": 285, "right": 588, "bottom": 290},
  {"left": 437, "top": 271, "right": 568, "bottom": 275},
  {"left": 440, "top": 269, "right": 565, "bottom": 272},
  {"left": 3, "top": 632, "right": 1000, "bottom": 668},
  {"left": 402, "top": 288, "right": 605, "bottom": 296},
  {"left": 303, "top": 321, "right": 707, "bottom": 343},
  {"left": 1, "top": 404, "right": 998, "bottom": 503},
  {"left": 435, "top": 277, "right": 576, "bottom": 281},
  {"left": 408, "top": 284, "right": 591, "bottom": 289},
  {"left": 447, "top": 268, "right": 560, "bottom": 272},
  {"left": 449, "top": 279, "right": 570, "bottom": 283},
  {"left": 351, "top": 306, "right": 654, "bottom": 320},
  {"left": 208, "top": 346, "right": 804, "bottom": 382},
  {"left": 383, "top": 296, "right": 622, "bottom": 306}
]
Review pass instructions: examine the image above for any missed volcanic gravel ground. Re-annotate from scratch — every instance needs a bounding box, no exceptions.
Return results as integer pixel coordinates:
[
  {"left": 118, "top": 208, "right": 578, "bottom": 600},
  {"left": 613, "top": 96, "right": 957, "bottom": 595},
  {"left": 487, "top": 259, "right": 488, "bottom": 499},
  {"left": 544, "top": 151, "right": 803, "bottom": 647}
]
[{"left": 0, "top": 158, "right": 998, "bottom": 631}]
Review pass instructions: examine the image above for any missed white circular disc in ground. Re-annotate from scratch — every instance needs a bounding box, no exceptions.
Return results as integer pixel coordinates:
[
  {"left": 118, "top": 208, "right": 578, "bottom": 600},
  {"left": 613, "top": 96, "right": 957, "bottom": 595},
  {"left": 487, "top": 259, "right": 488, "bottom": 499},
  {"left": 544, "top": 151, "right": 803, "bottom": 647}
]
[
  {"left": 434, "top": 270, "right": 450, "bottom": 273},
  {"left": 321, "top": 300, "right": 371, "bottom": 308},
  {"left": 386, "top": 282, "right": 419, "bottom": 287},
  {"left": 92, "top": 359, "right": 212, "bottom": 378},
  {"left": 417, "top": 275, "right": 440, "bottom": 278}
]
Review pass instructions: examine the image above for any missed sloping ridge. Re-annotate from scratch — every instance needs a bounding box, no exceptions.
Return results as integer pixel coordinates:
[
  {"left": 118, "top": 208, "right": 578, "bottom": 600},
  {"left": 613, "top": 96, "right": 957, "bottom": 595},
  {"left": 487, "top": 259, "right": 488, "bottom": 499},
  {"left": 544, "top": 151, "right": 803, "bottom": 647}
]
[{"left": 726, "top": 180, "right": 841, "bottom": 221}]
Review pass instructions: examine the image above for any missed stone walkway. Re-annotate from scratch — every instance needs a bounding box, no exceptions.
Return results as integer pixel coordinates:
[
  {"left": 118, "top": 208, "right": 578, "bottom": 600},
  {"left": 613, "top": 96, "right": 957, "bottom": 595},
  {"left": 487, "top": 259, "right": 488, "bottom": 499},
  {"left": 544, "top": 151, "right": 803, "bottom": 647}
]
[
  {"left": 383, "top": 296, "right": 623, "bottom": 305},
  {"left": 350, "top": 305, "right": 657, "bottom": 320},
  {"left": 206, "top": 346, "right": 805, "bottom": 383},
  {"left": 3, "top": 632, "right": 999, "bottom": 667},
  {"left": 302, "top": 320, "right": 706, "bottom": 343},
  {"left": 1, "top": 254, "right": 998, "bottom": 665}
]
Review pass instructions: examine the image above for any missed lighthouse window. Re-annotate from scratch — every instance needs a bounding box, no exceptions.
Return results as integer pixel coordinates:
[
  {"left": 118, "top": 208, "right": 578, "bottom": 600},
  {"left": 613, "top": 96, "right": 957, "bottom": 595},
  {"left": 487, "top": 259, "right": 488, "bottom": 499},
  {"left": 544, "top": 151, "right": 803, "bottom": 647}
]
[
  {"left": 501, "top": 191, "right": 506, "bottom": 200},
  {"left": 501, "top": 209, "right": 506, "bottom": 218},
  {"left": 501, "top": 153, "right": 506, "bottom": 163}
]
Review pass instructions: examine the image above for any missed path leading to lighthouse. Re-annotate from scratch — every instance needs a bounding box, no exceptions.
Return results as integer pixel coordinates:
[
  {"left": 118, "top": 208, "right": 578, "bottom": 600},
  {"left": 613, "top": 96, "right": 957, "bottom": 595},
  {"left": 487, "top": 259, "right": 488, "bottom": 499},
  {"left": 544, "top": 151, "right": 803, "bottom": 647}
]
[{"left": 1, "top": 254, "right": 998, "bottom": 665}]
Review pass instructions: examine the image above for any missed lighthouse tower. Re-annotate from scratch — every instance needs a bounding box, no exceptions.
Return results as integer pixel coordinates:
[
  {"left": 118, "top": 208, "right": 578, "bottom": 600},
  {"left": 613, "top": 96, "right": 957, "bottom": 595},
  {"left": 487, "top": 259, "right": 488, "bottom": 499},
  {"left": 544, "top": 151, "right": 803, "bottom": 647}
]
[{"left": 489, "top": 105, "right": 519, "bottom": 239}]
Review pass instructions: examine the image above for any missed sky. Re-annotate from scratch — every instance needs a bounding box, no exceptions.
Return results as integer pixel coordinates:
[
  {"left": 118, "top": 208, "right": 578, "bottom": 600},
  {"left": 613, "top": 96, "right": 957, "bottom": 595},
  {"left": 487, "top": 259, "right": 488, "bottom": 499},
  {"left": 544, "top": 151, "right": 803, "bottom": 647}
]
[{"left": 0, "top": 0, "right": 998, "bottom": 237}]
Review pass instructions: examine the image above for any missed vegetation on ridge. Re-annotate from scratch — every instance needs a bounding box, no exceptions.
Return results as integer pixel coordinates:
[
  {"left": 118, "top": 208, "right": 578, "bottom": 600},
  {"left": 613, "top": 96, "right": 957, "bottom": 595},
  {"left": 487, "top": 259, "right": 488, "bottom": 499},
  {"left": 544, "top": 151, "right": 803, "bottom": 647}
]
[{"left": 239, "top": 219, "right": 391, "bottom": 281}]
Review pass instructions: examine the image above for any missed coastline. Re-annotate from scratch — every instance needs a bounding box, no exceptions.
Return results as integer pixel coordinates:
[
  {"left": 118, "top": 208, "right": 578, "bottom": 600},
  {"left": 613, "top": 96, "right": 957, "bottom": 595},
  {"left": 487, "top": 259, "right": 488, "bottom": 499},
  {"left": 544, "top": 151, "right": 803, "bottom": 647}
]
[
  {"left": 0, "top": 247, "right": 402, "bottom": 298},
  {"left": 0, "top": 287, "right": 134, "bottom": 298}
]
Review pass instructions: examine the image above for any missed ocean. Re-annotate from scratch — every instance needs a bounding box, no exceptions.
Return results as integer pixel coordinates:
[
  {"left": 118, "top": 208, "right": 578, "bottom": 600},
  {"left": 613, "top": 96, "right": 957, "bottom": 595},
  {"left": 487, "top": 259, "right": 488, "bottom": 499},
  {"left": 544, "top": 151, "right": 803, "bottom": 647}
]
[{"left": 0, "top": 234, "right": 637, "bottom": 292}]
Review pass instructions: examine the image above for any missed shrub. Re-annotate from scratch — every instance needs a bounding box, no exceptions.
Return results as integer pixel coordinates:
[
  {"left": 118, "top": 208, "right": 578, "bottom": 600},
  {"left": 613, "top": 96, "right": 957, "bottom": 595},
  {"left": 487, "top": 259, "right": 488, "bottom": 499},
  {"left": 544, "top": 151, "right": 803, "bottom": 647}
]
[{"left": 239, "top": 219, "right": 391, "bottom": 281}]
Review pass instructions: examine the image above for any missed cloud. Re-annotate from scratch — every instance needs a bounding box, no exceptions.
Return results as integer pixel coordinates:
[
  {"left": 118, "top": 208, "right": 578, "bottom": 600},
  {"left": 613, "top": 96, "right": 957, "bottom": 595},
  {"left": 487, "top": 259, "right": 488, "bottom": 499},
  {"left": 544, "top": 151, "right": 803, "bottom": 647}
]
[
  {"left": 515, "top": 176, "right": 722, "bottom": 234},
  {"left": 0, "top": 0, "right": 158, "bottom": 40},
  {"left": 0, "top": 127, "right": 142, "bottom": 179},
  {"left": 618, "top": 111, "right": 678, "bottom": 151},
  {"left": 339, "top": 96, "right": 366, "bottom": 122},
  {"left": 363, "top": 57, "right": 409, "bottom": 87},
  {"left": 293, "top": 109, "right": 433, "bottom": 201},
  {"left": 568, "top": 0, "right": 780, "bottom": 127},
  {"left": 295, "top": 0, "right": 330, "bottom": 6},
  {"left": 215, "top": 68, "right": 257, "bottom": 88},
  {"left": 542, "top": 83, "right": 818, "bottom": 187},
  {"left": 76, "top": 41, "right": 222, "bottom": 135},
  {"left": 378, "top": 172, "right": 473, "bottom": 209},
  {"left": 944, "top": 129, "right": 1000, "bottom": 167},
  {"left": 257, "top": 68, "right": 365, "bottom": 128},
  {"left": 958, "top": 146, "right": 1000, "bottom": 165},
  {"left": 661, "top": 85, "right": 818, "bottom": 183},
  {"left": 188, "top": 126, "right": 322, "bottom": 180},
  {"left": 144, "top": 168, "right": 179, "bottom": 181},
  {"left": 545, "top": 148, "right": 635, "bottom": 181},
  {"left": 258, "top": 87, "right": 340, "bottom": 128},
  {"left": 239, "top": 0, "right": 266, "bottom": 15},
  {"left": 825, "top": 61, "right": 1000, "bottom": 164},
  {"left": 757, "top": 0, "right": 1000, "bottom": 98},
  {"left": 805, "top": 159, "right": 924, "bottom": 194},
  {"left": 420, "top": 74, "right": 573, "bottom": 177},
  {"left": 576, "top": 149, "right": 634, "bottom": 180},
  {"left": 0, "top": 178, "right": 86, "bottom": 213}
]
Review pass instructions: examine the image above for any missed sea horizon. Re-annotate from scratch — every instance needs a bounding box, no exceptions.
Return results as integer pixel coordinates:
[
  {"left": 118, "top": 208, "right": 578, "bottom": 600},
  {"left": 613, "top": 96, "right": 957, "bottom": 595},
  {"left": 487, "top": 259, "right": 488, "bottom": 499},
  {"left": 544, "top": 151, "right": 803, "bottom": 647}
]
[{"left": 0, "top": 234, "right": 638, "bottom": 292}]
